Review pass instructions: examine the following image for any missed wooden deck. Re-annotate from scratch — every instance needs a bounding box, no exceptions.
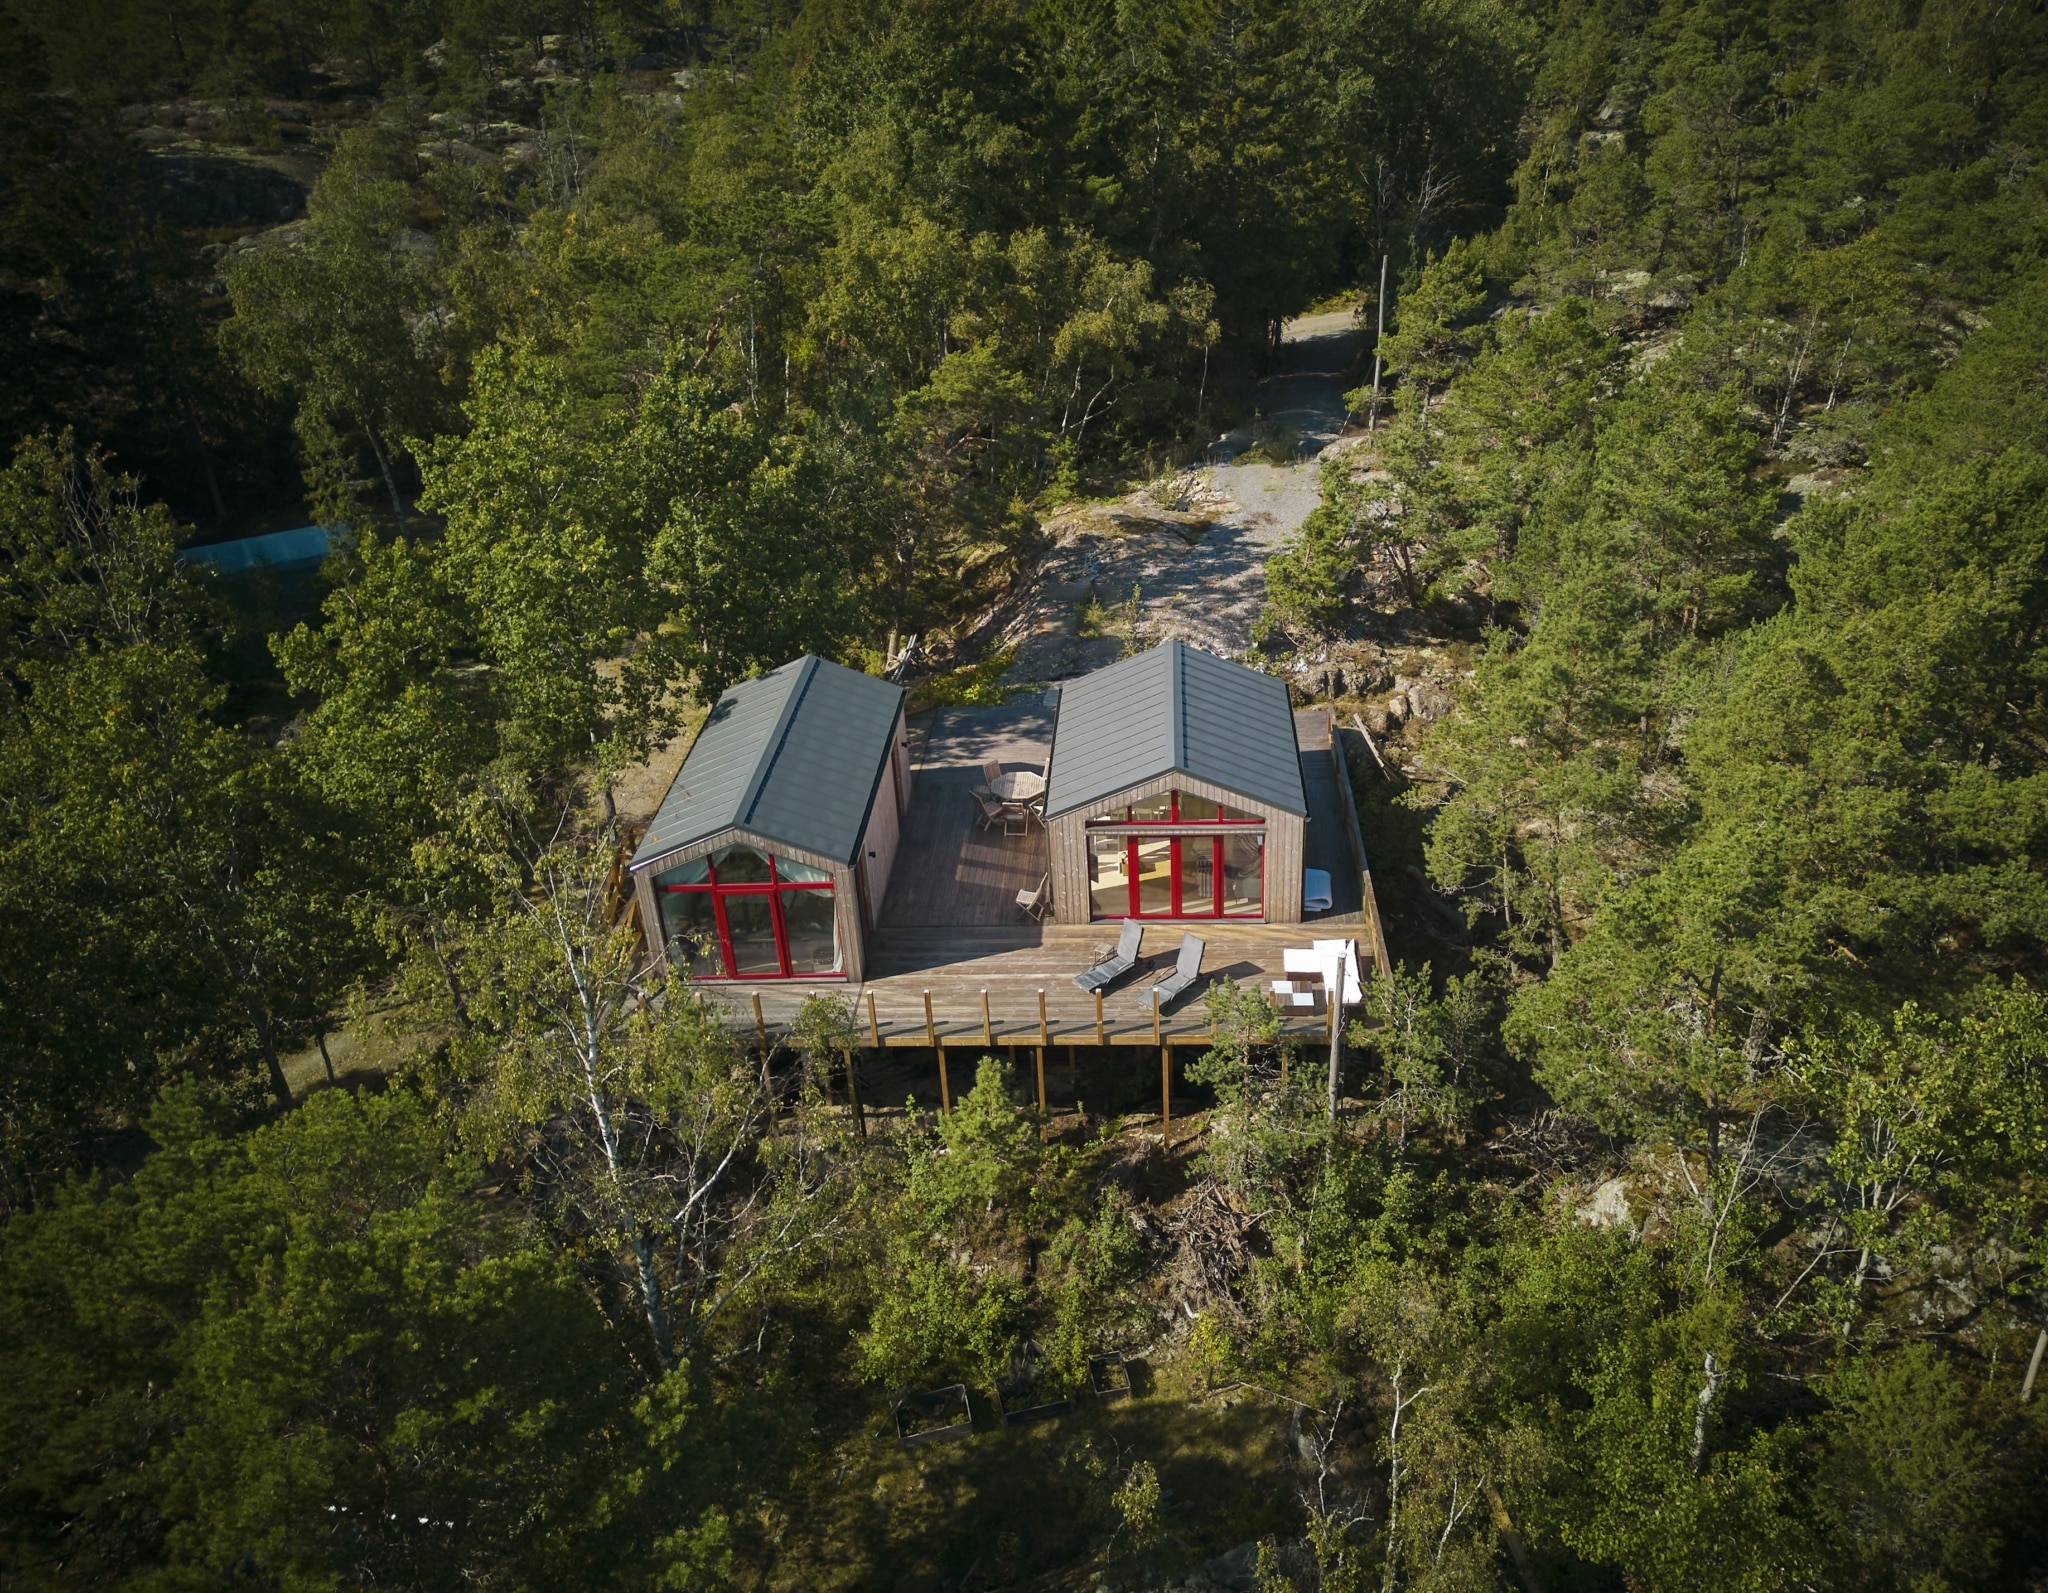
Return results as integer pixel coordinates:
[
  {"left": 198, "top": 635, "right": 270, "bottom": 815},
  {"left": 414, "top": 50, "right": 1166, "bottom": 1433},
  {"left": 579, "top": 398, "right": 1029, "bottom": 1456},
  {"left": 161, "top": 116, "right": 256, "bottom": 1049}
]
[
  {"left": 683, "top": 704, "right": 1383, "bottom": 1052},
  {"left": 878, "top": 703, "right": 1053, "bottom": 927},
  {"left": 845, "top": 922, "right": 1357, "bottom": 1045}
]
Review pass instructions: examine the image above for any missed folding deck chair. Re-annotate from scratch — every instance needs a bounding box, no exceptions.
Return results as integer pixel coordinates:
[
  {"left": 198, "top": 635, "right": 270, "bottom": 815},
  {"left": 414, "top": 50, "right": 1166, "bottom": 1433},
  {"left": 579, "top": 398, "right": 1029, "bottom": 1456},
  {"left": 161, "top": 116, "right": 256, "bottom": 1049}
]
[{"left": 1015, "top": 872, "right": 1052, "bottom": 922}]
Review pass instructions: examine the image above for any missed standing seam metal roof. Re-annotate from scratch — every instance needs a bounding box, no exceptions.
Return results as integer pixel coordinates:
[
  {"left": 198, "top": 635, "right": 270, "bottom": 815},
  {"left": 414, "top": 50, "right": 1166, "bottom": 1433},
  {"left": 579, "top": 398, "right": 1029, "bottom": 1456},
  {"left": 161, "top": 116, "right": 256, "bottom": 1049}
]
[
  {"left": 629, "top": 656, "right": 904, "bottom": 870},
  {"left": 1043, "top": 641, "right": 1307, "bottom": 819}
]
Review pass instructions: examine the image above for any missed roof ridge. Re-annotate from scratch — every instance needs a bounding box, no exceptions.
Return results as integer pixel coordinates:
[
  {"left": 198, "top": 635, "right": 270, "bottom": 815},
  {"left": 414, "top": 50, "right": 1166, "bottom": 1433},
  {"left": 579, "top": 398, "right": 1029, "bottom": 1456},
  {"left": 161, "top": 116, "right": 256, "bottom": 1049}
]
[
  {"left": 738, "top": 656, "right": 818, "bottom": 831},
  {"left": 1168, "top": 638, "right": 1187, "bottom": 773}
]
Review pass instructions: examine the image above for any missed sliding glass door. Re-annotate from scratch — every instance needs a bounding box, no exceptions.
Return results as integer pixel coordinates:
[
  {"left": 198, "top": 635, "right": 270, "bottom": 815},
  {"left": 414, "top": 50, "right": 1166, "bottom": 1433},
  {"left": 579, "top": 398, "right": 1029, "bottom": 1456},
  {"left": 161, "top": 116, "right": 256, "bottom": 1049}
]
[{"left": 1085, "top": 792, "right": 1265, "bottom": 920}]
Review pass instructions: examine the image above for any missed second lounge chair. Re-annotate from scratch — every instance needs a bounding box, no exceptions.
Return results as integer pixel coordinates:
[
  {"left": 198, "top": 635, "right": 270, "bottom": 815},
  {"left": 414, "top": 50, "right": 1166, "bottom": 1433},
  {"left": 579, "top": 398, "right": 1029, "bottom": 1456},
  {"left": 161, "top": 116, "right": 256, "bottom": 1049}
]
[{"left": 1149, "top": 933, "right": 1207, "bottom": 1012}]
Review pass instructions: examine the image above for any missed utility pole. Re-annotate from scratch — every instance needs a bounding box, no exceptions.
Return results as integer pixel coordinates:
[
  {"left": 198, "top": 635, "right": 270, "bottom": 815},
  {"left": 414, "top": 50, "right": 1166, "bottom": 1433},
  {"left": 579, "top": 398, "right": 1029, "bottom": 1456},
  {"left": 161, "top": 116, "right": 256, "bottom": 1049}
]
[{"left": 1368, "top": 253, "right": 1390, "bottom": 432}]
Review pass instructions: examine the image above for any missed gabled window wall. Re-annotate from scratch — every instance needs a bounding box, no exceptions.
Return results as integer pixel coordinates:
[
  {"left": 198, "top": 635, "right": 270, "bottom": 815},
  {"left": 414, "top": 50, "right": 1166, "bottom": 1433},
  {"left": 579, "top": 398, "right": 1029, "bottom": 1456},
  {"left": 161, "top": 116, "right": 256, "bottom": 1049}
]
[
  {"left": 1085, "top": 791, "right": 1263, "bottom": 920},
  {"left": 655, "top": 844, "right": 840, "bottom": 978}
]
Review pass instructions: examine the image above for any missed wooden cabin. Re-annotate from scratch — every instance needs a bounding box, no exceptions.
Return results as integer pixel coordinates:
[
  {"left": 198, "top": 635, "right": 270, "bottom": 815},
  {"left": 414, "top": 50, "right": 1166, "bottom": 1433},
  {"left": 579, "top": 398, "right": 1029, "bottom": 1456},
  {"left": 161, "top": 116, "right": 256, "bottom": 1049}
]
[
  {"left": 629, "top": 656, "right": 909, "bottom": 985},
  {"left": 1043, "top": 640, "right": 1309, "bottom": 924}
]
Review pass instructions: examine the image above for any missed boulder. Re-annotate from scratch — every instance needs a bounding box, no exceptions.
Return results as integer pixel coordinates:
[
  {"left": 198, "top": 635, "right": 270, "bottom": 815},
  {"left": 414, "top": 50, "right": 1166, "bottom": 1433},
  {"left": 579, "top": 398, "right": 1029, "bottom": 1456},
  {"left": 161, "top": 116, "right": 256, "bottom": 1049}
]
[{"left": 153, "top": 152, "right": 306, "bottom": 226}]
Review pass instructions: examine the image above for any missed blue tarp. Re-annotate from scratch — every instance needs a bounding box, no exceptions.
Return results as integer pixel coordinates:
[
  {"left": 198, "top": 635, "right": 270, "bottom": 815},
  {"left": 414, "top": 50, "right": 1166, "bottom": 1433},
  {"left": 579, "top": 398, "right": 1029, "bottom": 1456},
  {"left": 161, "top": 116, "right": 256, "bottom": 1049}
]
[{"left": 178, "top": 524, "right": 331, "bottom": 575}]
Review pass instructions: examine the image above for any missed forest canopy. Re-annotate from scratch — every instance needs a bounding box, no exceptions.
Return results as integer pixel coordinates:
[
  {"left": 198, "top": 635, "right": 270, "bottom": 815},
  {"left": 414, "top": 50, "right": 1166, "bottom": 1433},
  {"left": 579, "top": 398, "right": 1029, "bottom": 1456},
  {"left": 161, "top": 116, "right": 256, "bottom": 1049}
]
[{"left": 2, "top": 0, "right": 2046, "bottom": 1588}]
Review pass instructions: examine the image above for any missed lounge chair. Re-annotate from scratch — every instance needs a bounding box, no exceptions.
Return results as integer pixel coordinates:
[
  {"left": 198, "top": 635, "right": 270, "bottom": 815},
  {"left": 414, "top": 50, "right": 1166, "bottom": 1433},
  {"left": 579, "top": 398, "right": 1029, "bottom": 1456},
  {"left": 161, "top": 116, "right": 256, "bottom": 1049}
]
[
  {"left": 1150, "top": 933, "right": 1206, "bottom": 1011},
  {"left": 1075, "top": 919, "right": 1142, "bottom": 993},
  {"left": 972, "top": 789, "right": 1006, "bottom": 831},
  {"left": 1016, "top": 872, "right": 1052, "bottom": 922}
]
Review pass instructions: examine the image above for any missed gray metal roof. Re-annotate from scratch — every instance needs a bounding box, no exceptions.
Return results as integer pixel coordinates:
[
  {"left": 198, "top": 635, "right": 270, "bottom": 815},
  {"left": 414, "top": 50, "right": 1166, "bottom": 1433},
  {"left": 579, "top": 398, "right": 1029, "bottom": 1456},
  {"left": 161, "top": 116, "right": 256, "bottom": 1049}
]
[
  {"left": 630, "top": 656, "right": 903, "bottom": 870},
  {"left": 1043, "top": 641, "right": 1307, "bottom": 819}
]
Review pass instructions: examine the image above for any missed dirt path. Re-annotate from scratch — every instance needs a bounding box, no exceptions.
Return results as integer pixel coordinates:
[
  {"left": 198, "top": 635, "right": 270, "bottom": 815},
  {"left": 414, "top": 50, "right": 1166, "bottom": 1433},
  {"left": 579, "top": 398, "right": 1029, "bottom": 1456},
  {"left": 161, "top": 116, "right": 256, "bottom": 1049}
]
[{"left": 999, "top": 311, "right": 1363, "bottom": 682}]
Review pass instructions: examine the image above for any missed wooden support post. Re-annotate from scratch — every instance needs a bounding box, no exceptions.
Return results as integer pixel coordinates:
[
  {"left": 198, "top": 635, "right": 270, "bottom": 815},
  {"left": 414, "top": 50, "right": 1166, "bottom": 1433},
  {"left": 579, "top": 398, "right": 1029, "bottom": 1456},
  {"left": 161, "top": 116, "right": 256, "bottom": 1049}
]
[
  {"left": 1095, "top": 990, "right": 1105, "bottom": 1046},
  {"left": 1160, "top": 1046, "right": 1172, "bottom": 1144},
  {"left": 981, "top": 989, "right": 993, "bottom": 1050},
  {"left": 1327, "top": 988, "right": 1343, "bottom": 1120},
  {"left": 845, "top": 1049, "right": 866, "bottom": 1139},
  {"left": 867, "top": 991, "right": 881, "bottom": 1049},
  {"left": 1152, "top": 990, "right": 1162, "bottom": 1047},
  {"left": 1318, "top": 941, "right": 1351, "bottom": 1113},
  {"left": 754, "top": 992, "right": 776, "bottom": 1134},
  {"left": 924, "top": 990, "right": 948, "bottom": 1115},
  {"left": 1036, "top": 990, "right": 1051, "bottom": 1140}
]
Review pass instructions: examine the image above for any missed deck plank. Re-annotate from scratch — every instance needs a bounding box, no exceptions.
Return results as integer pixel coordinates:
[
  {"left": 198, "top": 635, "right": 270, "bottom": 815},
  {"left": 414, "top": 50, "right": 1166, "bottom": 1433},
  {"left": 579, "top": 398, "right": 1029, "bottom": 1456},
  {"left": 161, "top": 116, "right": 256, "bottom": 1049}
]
[
  {"left": 694, "top": 921, "right": 1366, "bottom": 1045},
  {"left": 878, "top": 704, "right": 1053, "bottom": 928}
]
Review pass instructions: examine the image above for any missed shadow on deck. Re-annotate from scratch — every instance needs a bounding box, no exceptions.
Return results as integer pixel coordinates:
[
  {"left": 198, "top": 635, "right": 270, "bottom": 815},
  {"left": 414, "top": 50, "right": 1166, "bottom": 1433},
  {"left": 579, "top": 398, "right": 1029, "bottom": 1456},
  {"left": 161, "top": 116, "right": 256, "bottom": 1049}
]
[{"left": 878, "top": 703, "right": 1052, "bottom": 930}]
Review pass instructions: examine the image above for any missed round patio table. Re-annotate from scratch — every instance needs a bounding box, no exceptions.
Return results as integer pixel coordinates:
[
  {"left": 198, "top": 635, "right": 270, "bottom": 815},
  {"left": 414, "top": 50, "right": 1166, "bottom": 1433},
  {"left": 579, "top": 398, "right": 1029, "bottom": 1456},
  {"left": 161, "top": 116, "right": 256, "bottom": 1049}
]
[{"left": 989, "top": 770, "right": 1046, "bottom": 802}]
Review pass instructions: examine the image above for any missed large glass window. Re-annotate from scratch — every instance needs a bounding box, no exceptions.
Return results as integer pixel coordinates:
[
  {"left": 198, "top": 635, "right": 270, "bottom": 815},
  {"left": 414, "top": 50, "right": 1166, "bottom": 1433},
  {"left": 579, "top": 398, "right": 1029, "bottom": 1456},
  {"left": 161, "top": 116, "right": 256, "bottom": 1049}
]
[
  {"left": 654, "top": 847, "right": 840, "bottom": 978},
  {"left": 1089, "top": 834, "right": 1130, "bottom": 920},
  {"left": 781, "top": 889, "right": 838, "bottom": 974},
  {"left": 1083, "top": 790, "right": 1264, "bottom": 920},
  {"left": 1222, "top": 833, "right": 1264, "bottom": 916},
  {"left": 1088, "top": 791, "right": 1259, "bottom": 826},
  {"left": 663, "top": 889, "right": 723, "bottom": 978},
  {"left": 1135, "top": 836, "right": 1174, "bottom": 915}
]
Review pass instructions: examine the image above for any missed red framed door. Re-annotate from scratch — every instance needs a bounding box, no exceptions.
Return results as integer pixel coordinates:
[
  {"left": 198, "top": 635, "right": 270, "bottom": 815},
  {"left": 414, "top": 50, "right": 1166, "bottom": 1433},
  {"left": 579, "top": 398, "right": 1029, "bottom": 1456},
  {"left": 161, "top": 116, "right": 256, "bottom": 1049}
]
[{"left": 1117, "top": 834, "right": 1262, "bottom": 918}]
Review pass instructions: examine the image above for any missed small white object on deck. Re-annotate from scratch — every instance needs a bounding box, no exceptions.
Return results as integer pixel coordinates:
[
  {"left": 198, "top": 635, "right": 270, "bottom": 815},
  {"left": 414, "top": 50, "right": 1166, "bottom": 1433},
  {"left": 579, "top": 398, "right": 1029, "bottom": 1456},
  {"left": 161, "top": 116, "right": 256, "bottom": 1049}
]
[{"left": 1284, "top": 940, "right": 1363, "bottom": 1005}]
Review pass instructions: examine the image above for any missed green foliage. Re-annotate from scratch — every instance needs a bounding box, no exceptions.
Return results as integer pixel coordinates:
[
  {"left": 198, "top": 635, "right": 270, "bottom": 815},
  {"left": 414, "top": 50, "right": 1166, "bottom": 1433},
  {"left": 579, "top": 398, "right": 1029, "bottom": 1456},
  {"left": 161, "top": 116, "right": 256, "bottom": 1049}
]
[
  {"left": 0, "top": 437, "right": 369, "bottom": 1199},
  {"left": 9, "top": 3, "right": 2048, "bottom": 1586},
  {"left": 0, "top": 1084, "right": 647, "bottom": 1587},
  {"left": 1353, "top": 961, "right": 1496, "bottom": 1151},
  {"left": 909, "top": 646, "right": 1020, "bottom": 710},
  {"left": 1110, "top": 1459, "right": 1162, "bottom": 1555},
  {"left": 859, "top": 1059, "right": 1040, "bottom": 1388},
  {"left": 1811, "top": 1345, "right": 2007, "bottom": 1593},
  {"left": 224, "top": 125, "right": 451, "bottom": 526}
]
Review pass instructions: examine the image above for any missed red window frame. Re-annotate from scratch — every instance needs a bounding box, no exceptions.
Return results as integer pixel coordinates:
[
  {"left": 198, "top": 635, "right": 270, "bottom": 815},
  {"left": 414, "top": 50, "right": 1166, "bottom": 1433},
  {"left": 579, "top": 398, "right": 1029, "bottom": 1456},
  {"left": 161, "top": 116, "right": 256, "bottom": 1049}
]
[
  {"left": 655, "top": 850, "right": 840, "bottom": 980},
  {"left": 1087, "top": 793, "right": 1265, "bottom": 920}
]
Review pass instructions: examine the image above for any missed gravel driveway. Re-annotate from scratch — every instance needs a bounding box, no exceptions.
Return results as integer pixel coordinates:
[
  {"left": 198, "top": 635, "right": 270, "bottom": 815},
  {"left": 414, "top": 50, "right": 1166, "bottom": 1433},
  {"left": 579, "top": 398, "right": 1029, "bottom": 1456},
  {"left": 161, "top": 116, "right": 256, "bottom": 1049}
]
[{"left": 1001, "top": 310, "right": 1363, "bottom": 682}]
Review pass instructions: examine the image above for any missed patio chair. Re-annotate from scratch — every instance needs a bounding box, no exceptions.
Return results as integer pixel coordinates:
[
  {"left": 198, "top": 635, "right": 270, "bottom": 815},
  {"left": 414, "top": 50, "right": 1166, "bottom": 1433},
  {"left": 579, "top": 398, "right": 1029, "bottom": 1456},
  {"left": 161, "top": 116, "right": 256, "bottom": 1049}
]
[
  {"left": 1150, "top": 933, "right": 1207, "bottom": 1012},
  {"left": 1075, "top": 919, "right": 1143, "bottom": 993},
  {"left": 1015, "top": 872, "right": 1051, "bottom": 922},
  {"left": 972, "top": 788, "right": 1006, "bottom": 831},
  {"left": 1000, "top": 801, "right": 1031, "bottom": 838},
  {"left": 982, "top": 758, "right": 1005, "bottom": 787}
]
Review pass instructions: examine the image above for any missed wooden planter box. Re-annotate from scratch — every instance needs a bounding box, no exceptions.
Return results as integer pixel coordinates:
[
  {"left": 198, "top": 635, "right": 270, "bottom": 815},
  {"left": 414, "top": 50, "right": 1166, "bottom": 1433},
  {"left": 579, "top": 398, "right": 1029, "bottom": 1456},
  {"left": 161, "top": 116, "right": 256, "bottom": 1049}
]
[
  {"left": 1088, "top": 1353, "right": 1132, "bottom": 1401},
  {"left": 995, "top": 1378, "right": 1072, "bottom": 1427},
  {"left": 892, "top": 1384, "right": 974, "bottom": 1449}
]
